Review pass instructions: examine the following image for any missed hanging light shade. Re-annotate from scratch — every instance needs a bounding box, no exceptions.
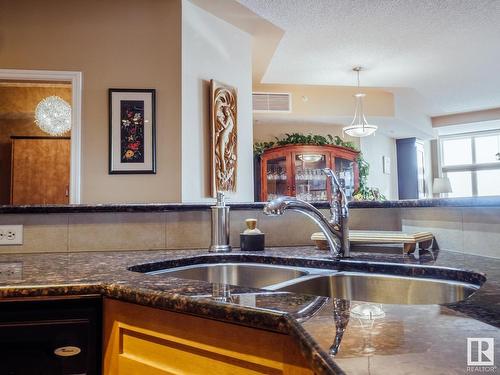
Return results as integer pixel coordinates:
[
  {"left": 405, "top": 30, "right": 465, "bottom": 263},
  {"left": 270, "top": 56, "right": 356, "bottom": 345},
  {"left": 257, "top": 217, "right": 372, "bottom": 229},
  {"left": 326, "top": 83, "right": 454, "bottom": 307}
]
[
  {"left": 343, "top": 67, "right": 378, "bottom": 138},
  {"left": 34, "top": 96, "right": 72, "bottom": 136}
]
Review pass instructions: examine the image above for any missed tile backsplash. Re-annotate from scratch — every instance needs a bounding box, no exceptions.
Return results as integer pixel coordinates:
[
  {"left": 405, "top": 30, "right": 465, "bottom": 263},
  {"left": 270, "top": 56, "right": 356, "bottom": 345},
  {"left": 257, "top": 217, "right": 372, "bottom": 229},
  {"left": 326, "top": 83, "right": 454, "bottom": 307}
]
[
  {"left": 0, "top": 206, "right": 498, "bottom": 258},
  {"left": 401, "top": 207, "right": 500, "bottom": 258}
]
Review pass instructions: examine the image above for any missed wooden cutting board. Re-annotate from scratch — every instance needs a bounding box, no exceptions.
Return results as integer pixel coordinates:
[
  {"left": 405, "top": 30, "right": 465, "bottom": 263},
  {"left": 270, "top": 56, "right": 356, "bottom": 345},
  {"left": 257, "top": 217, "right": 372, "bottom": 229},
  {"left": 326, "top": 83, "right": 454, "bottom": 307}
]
[{"left": 311, "top": 230, "right": 434, "bottom": 254}]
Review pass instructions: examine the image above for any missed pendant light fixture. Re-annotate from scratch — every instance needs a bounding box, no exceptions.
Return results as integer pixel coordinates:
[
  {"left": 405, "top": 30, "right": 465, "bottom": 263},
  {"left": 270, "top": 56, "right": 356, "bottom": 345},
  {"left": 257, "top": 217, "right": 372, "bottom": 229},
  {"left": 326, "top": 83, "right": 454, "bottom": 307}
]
[
  {"left": 342, "top": 67, "right": 378, "bottom": 138},
  {"left": 34, "top": 96, "right": 72, "bottom": 136}
]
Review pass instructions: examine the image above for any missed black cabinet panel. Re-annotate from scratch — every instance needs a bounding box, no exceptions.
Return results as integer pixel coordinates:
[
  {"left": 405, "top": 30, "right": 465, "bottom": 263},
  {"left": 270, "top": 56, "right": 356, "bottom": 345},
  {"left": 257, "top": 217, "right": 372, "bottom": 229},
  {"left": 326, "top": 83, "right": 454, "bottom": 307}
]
[{"left": 0, "top": 297, "right": 102, "bottom": 375}]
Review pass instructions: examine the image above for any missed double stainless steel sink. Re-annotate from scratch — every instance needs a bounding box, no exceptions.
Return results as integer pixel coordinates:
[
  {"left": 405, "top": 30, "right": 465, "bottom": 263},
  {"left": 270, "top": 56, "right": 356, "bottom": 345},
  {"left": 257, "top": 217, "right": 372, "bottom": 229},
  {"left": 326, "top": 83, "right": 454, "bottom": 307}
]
[
  {"left": 148, "top": 263, "right": 308, "bottom": 289},
  {"left": 147, "top": 263, "right": 479, "bottom": 305}
]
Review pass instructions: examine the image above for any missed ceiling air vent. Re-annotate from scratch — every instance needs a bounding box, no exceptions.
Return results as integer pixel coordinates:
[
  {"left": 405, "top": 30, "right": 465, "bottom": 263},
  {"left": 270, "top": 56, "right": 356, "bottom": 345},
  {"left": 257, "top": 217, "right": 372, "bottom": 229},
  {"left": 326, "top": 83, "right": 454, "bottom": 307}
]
[{"left": 252, "top": 92, "right": 291, "bottom": 113}]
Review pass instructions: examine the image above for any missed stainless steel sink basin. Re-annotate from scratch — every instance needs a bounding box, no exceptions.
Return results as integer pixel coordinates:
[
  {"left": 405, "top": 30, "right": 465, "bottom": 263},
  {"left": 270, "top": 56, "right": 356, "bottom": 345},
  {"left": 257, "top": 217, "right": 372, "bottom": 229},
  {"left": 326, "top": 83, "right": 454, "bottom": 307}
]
[
  {"left": 148, "top": 263, "right": 309, "bottom": 289},
  {"left": 141, "top": 260, "right": 481, "bottom": 305},
  {"left": 276, "top": 273, "right": 479, "bottom": 305}
]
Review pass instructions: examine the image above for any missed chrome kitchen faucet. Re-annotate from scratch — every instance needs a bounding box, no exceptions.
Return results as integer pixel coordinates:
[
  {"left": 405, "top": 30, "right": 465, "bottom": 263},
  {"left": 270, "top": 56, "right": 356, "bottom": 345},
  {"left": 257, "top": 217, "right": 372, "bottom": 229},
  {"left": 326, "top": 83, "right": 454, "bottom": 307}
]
[{"left": 263, "top": 168, "right": 350, "bottom": 258}]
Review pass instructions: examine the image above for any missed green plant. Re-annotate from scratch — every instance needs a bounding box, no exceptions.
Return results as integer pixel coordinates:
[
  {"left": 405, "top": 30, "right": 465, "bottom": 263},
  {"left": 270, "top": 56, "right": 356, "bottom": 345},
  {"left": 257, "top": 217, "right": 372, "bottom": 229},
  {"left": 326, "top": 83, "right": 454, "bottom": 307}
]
[{"left": 253, "top": 132, "right": 386, "bottom": 201}]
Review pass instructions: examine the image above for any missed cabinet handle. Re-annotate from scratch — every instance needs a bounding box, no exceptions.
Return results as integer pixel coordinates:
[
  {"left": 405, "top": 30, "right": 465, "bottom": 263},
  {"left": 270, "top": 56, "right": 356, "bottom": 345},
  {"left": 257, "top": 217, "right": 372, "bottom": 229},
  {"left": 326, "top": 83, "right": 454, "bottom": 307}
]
[{"left": 54, "top": 346, "right": 81, "bottom": 357}]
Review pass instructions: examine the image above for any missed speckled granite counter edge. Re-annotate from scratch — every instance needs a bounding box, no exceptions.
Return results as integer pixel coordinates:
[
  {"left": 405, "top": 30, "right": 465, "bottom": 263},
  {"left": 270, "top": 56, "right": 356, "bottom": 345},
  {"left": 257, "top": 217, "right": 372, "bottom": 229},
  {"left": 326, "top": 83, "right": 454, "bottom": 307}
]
[
  {"left": 1, "top": 196, "right": 499, "bottom": 214},
  {"left": 0, "top": 248, "right": 498, "bottom": 375}
]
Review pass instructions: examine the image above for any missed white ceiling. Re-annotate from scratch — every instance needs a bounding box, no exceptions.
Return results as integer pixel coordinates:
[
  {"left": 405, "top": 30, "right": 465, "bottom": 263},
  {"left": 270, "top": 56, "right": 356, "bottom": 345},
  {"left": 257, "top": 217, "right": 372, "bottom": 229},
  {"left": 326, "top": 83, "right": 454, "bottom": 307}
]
[{"left": 239, "top": 0, "right": 500, "bottom": 116}]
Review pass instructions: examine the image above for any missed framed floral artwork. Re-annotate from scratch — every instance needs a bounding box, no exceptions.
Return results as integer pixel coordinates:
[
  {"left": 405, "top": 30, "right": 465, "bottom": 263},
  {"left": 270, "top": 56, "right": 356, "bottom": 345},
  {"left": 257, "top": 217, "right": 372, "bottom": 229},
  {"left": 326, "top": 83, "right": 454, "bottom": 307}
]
[{"left": 108, "top": 89, "right": 156, "bottom": 174}]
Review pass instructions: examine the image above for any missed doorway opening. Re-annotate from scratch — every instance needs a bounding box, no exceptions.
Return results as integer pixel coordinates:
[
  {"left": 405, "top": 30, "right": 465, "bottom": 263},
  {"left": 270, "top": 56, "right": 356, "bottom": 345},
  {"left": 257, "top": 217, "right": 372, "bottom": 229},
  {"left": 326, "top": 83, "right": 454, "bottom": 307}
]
[{"left": 0, "top": 70, "right": 82, "bottom": 204}]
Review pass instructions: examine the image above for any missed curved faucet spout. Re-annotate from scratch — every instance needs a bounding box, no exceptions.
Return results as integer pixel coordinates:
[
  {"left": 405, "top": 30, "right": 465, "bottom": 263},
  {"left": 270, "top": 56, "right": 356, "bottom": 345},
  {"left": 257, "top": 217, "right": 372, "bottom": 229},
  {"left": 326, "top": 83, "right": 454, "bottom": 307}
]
[
  {"left": 263, "top": 196, "right": 343, "bottom": 258},
  {"left": 263, "top": 168, "right": 350, "bottom": 258}
]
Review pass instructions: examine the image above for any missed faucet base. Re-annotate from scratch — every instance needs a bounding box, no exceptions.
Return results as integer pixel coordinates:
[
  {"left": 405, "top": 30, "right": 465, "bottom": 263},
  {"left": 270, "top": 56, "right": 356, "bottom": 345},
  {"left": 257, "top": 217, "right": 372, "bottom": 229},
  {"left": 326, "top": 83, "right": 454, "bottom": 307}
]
[{"left": 209, "top": 244, "right": 232, "bottom": 253}]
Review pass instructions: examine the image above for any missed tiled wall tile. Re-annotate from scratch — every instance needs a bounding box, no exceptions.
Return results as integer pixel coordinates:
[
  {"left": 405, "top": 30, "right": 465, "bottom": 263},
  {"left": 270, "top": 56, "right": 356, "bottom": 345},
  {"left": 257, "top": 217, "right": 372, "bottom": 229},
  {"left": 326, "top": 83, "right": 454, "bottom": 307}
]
[
  {"left": 0, "top": 214, "right": 68, "bottom": 253},
  {"left": 1, "top": 206, "right": 497, "bottom": 258},
  {"left": 350, "top": 208, "right": 401, "bottom": 231},
  {"left": 462, "top": 208, "right": 500, "bottom": 258},
  {"left": 229, "top": 208, "right": 402, "bottom": 248},
  {"left": 166, "top": 211, "right": 211, "bottom": 249},
  {"left": 401, "top": 208, "right": 463, "bottom": 252},
  {"left": 255, "top": 210, "right": 320, "bottom": 247},
  {"left": 400, "top": 207, "right": 463, "bottom": 223},
  {"left": 68, "top": 212, "right": 165, "bottom": 252}
]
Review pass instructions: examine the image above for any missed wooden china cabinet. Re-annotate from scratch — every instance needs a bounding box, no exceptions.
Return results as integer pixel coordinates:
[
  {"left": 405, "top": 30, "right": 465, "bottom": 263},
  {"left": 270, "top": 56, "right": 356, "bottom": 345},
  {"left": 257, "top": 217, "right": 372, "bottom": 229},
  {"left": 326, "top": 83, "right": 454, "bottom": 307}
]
[{"left": 259, "top": 144, "right": 360, "bottom": 202}]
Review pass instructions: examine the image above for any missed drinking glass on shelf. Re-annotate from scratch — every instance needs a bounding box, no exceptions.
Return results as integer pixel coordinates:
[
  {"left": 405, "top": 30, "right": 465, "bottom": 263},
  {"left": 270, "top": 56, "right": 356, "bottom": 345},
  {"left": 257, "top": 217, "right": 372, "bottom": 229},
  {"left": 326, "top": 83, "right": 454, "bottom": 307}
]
[
  {"left": 296, "top": 168, "right": 303, "bottom": 181},
  {"left": 279, "top": 167, "right": 287, "bottom": 180},
  {"left": 314, "top": 169, "right": 322, "bottom": 181},
  {"left": 267, "top": 167, "right": 273, "bottom": 180}
]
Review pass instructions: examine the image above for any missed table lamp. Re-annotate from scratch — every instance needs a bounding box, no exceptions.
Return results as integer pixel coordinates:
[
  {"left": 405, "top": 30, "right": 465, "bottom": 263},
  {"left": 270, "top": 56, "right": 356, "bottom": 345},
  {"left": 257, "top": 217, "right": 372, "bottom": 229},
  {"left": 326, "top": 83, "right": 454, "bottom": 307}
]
[{"left": 433, "top": 177, "right": 452, "bottom": 197}]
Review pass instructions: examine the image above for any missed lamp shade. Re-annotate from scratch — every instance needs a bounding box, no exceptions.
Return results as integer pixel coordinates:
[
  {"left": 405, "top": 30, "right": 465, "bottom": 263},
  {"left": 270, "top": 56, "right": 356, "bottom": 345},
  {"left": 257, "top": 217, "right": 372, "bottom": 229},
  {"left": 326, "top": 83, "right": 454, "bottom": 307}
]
[{"left": 433, "top": 177, "right": 452, "bottom": 194}]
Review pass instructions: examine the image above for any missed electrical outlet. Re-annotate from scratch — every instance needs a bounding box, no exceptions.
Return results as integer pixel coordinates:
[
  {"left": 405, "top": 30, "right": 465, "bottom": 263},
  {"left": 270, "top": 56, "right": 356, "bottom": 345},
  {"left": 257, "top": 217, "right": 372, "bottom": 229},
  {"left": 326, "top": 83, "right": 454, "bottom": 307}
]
[
  {"left": 0, "top": 262, "right": 23, "bottom": 282},
  {"left": 0, "top": 225, "right": 23, "bottom": 245}
]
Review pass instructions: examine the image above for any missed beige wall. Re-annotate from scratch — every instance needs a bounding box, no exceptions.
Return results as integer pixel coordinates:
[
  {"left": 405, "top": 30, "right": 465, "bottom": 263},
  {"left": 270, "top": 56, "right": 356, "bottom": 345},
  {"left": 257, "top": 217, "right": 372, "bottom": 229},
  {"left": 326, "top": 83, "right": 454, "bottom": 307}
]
[
  {"left": 253, "top": 83, "right": 394, "bottom": 118},
  {"left": 0, "top": 0, "right": 182, "bottom": 203},
  {"left": 432, "top": 107, "right": 500, "bottom": 127},
  {"left": 181, "top": 0, "right": 253, "bottom": 202},
  {"left": 359, "top": 134, "right": 398, "bottom": 200},
  {"left": 0, "top": 85, "right": 72, "bottom": 204}
]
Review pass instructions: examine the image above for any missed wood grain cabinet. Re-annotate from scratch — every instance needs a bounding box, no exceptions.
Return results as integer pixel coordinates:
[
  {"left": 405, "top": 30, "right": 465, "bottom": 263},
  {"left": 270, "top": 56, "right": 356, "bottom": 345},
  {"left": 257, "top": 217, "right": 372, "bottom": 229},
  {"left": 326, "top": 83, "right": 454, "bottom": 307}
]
[
  {"left": 257, "top": 144, "right": 359, "bottom": 202},
  {"left": 10, "top": 136, "right": 71, "bottom": 205},
  {"left": 103, "top": 298, "right": 313, "bottom": 375}
]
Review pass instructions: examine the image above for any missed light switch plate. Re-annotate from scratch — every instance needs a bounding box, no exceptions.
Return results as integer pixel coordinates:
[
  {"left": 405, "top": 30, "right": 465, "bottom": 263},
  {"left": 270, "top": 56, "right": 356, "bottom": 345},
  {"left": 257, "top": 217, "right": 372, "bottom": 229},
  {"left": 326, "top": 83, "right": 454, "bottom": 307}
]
[{"left": 0, "top": 225, "right": 23, "bottom": 245}]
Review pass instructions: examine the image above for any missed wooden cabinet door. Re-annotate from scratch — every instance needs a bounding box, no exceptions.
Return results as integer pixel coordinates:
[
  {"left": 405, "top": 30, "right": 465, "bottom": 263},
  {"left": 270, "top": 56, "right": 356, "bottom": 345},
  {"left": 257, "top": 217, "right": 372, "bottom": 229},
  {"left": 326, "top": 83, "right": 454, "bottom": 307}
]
[
  {"left": 291, "top": 149, "right": 330, "bottom": 202},
  {"left": 260, "top": 150, "right": 292, "bottom": 201},
  {"left": 11, "top": 137, "right": 70, "bottom": 205},
  {"left": 104, "top": 298, "right": 313, "bottom": 375}
]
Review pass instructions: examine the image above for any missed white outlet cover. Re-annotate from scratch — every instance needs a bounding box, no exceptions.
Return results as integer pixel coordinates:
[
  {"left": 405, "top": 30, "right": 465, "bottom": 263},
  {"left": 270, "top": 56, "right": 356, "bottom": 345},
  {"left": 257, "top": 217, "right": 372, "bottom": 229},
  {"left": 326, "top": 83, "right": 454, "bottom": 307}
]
[{"left": 0, "top": 225, "right": 23, "bottom": 245}]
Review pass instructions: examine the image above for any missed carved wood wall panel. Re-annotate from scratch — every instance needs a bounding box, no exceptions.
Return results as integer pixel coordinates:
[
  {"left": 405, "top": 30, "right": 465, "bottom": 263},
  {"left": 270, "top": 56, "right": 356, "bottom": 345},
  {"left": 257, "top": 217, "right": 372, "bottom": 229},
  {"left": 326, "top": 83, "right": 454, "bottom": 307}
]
[{"left": 210, "top": 80, "right": 237, "bottom": 196}]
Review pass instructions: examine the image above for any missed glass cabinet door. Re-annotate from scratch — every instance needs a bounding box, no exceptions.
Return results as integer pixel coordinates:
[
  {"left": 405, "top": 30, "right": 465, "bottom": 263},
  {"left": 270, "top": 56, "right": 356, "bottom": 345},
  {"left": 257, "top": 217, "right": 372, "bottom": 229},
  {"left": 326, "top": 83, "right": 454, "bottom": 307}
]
[
  {"left": 334, "top": 158, "right": 355, "bottom": 200},
  {"left": 265, "top": 156, "right": 289, "bottom": 201},
  {"left": 294, "top": 153, "right": 328, "bottom": 202}
]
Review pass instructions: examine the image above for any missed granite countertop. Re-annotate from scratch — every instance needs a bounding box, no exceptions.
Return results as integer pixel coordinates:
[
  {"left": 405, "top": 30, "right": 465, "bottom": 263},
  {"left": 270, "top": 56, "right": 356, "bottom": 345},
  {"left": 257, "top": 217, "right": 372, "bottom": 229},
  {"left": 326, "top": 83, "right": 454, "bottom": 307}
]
[
  {"left": 1, "top": 196, "right": 500, "bottom": 214},
  {"left": 0, "top": 247, "right": 498, "bottom": 374}
]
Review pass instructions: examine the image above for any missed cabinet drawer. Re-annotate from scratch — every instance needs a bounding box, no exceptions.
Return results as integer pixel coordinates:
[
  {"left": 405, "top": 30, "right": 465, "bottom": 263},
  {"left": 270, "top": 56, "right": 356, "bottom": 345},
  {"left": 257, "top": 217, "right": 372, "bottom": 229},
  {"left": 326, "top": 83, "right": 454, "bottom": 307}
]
[{"left": 0, "top": 296, "right": 101, "bottom": 375}]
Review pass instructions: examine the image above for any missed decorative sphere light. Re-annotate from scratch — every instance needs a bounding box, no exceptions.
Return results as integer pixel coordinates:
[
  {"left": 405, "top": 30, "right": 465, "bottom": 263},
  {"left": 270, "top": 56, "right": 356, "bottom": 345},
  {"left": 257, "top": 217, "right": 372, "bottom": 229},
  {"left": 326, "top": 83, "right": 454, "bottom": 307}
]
[{"left": 34, "top": 96, "right": 71, "bottom": 136}]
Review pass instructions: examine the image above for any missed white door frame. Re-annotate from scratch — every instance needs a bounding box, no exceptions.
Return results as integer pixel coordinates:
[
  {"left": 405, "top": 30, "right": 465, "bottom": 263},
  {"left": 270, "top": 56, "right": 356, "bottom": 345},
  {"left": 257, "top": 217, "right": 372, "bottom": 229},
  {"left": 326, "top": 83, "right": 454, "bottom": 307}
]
[{"left": 0, "top": 69, "right": 82, "bottom": 204}]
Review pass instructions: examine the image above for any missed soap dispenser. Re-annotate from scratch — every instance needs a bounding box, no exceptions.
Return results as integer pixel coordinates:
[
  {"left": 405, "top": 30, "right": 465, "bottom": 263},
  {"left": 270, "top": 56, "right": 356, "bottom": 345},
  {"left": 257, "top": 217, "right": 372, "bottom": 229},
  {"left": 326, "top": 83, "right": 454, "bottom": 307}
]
[
  {"left": 209, "top": 192, "right": 232, "bottom": 253},
  {"left": 240, "top": 218, "right": 265, "bottom": 251}
]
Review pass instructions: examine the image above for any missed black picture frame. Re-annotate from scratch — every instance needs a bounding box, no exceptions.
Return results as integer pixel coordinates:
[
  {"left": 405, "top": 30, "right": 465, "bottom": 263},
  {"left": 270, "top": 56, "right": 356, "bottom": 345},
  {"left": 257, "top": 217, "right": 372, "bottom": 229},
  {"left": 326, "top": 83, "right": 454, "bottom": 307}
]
[{"left": 108, "top": 88, "right": 156, "bottom": 174}]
